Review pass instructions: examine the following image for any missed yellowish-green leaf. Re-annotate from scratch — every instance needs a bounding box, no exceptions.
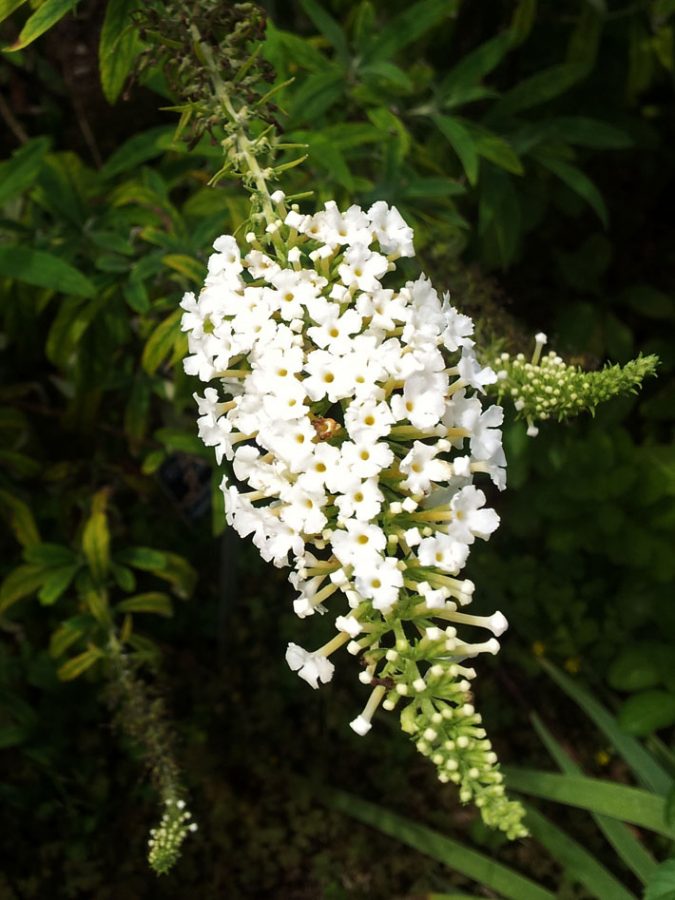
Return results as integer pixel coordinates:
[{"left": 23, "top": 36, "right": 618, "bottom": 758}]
[
  {"left": 57, "top": 646, "right": 103, "bottom": 682},
  {"left": 37, "top": 563, "right": 79, "bottom": 605},
  {"left": 0, "top": 564, "right": 49, "bottom": 612},
  {"left": 0, "top": 137, "right": 50, "bottom": 207},
  {"left": 0, "top": 489, "right": 40, "bottom": 547},
  {"left": 4, "top": 0, "right": 75, "bottom": 51},
  {"left": 99, "top": 0, "right": 143, "bottom": 104},
  {"left": 117, "top": 592, "right": 173, "bottom": 617},
  {"left": 142, "top": 309, "right": 183, "bottom": 375},
  {"left": 82, "top": 492, "right": 110, "bottom": 582},
  {"left": 49, "top": 616, "right": 90, "bottom": 657},
  {"left": 0, "top": 0, "right": 28, "bottom": 26},
  {"left": 162, "top": 254, "right": 204, "bottom": 284}
]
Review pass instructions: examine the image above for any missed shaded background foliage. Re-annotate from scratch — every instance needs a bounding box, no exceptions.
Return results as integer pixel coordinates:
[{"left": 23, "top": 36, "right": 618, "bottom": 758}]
[{"left": 0, "top": 0, "right": 674, "bottom": 897}]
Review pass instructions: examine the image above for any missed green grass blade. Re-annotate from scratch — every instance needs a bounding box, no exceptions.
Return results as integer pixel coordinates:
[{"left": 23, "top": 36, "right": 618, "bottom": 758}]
[
  {"left": 532, "top": 714, "right": 657, "bottom": 885},
  {"left": 524, "top": 805, "right": 637, "bottom": 900},
  {"left": 429, "top": 895, "right": 486, "bottom": 899},
  {"left": 325, "top": 788, "right": 555, "bottom": 900},
  {"left": 504, "top": 768, "right": 675, "bottom": 839},
  {"left": 540, "top": 659, "right": 672, "bottom": 794}
]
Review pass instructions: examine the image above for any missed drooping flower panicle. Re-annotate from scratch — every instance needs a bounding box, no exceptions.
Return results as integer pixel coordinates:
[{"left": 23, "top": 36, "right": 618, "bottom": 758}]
[{"left": 181, "top": 196, "right": 527, "bottom": 838}]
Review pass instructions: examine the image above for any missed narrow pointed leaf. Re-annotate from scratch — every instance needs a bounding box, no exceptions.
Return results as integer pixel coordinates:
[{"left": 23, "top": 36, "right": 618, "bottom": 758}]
[
  {"left": 369, "top": 0, "right": 459, "bottom": 62},
  {"left": 504, "top": 768, "right": 675, "bottom": 838},
  {"left": 433, "top": 115, "right": 479, "bottom": 186},
  {"left": 540, "top": 659, "right": 672, "bottom": 794},
  {"left": 538, "top": 157, "right": 608, "bottom": 226},
  {"left": 99, "top": 0, "right": 143, "bottom": 104},
  {"left": 524, "top": 805, "right": 637, "bottom": 900},
  {"left": 5, "top": 0, "right": 75, "bottom": 50},
  {"left": 0, "top": 138, "right": 50, "bottom": 207},
  {"left": 325, "top": 789, "right": 555, "bottom": 900},
  {"left": 532, "top": 714, "right": 657, "bottom": 884},
  {"left": 299, "top": 0, "right": 348, "bottom": 60},
  {"left": 0, "top": 247, "right": 95, "bottom": 297}
]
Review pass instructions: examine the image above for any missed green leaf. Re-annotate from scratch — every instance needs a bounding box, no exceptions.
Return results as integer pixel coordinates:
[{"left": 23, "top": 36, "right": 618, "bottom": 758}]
[
  {"left": 538, "top": 156, "right": 608, "bottom": 226},
  {"left": 49, "top": 616, "right": 90, "bottom": 657},
  {"left": 116, "top": 546, "right": 168, "bottom": 572},
  {"left": 299, "top": 0, "right": 348, "bottom": 60},
  {"left": 0, "top": 247, "right": 95, "bottom": 297},
  {"left": 492, "top": 63, "right": 586, "bottom": 118},
  {"left": 439, "top": 31, "right": 513, "bottom": 104},
  {"left": 162, "top": 253, "right": 204, "bottom": 284},
  {"left": 368, "top": 0, "right": 459, "bottom": 62},
  {"left": 510, "top": 0, "right": 537, "bottom": 46},
  {"left": 99, "top": 0, "right": 143, "bottom": 104},
  {"left": 117, "top": 592, "right": 173, "bottom": 617},
  {"left": 531, "top": 714, "right": 657, "bottom": 885},
  {"left": 0, "top": 137, "right": 50, "bottom": 207},
  {"left": 359, "top": 61, "right": 413, "bottom": 92},
  {"left": 540, "top": 659, "right": 672, "bottom": 794},
  {"left": 101, "top": 126, "right": 175, "bottom": 179},
  {"left": 547, "top": 116, "right": 632, "bottom": 149},
  {"left": 37, "top": 564, "right": 79, "bottom": 605},
  {"left": 504, "top": 768, "right": 675, "bottom": 838},
  {"left": 24, "top": 542, "right": 76, "bottom": 567},
  {"left": 0, "top": 0, "right": 28, "bottom": 26},
  {"left": 4, "top": 0, "right": 75, "bottom": 50},
  {"left": 325, "top": 789, "right": 554, "bottom": 900},
  {"left": 289, "top": 69, "right": 345, "bottom": 125},
  {"left": 618, "top": 690, "right": 675, "bottom": 737},
  {"left": 45, "top": 295, "right": 103, "bottom": 366},
  {"left": 433, "top": 115, "right": 479, "bottom": 186},
  {"left": 141, "top": 308, "right": 183, "bottom": 375},
  {"left": 466, "top": 125, "right": 524, "bottom": 175},
  {"left": 0, "top": 489, "right": 40, "bottom": 547},
  {"left": 153, "top": 552, "right": 197, "bottom": 600},
  {"left": 608, "top": 646, "right": 663, "bottom": 692},
  {"left": 524, "top": 805, "right": 636, "bottom": 900},
  {"left": 123, "top": 276, "right": 150, "bottom": 314},
  {"left": 645, "top": 859, "right": 675, "bottom": 900},
  {"left": 81, "top": 492, "right": 110, "bottom": 583},
  {"left": 0, "top": 564, "right": 50, "bottom": 612},
  {"left": 57, "top": 646, "right": 103, "bottom": 681}
]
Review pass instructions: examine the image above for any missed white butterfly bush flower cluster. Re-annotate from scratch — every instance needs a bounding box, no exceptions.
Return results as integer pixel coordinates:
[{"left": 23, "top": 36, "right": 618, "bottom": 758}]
[{"left": 180, "top": 193, "right": 527, "bottom": 838}]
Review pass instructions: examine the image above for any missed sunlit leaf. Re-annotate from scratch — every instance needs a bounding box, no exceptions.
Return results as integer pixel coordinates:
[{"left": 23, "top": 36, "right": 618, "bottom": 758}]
[{"left": 4, "top": 0, "right": 75, "bottom": 51}]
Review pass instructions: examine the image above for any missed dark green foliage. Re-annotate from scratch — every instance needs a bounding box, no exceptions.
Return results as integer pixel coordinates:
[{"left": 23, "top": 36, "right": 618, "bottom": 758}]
[{"left": 1, "top": 0, "right": 675, "bottom": 894}]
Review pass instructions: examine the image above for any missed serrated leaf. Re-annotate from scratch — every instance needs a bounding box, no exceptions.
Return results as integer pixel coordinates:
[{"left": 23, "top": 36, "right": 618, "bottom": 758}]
[
  {"left": 4, "top": 0, "right": 75, "bottom": 50},
  {"left": 99, "top": 0, "right": 143, "bottom": 104},
  {"left": 57, "top": 646, "right": 103, "bottom": 681},
  {"left": 538, "top": 156, "right": 608, "bottom": 226},
  {"left": 0, "top": 489, "right": 40, "bottom": 547},
  {"left": 0, "top": 137, "right": 50, "bottom": 207},
  {"left": 618, "top": 690, "right": 675, "bottom": 737},
  {"left": 433, "top": 115, "right": 479, "bottom": 186},
  {"left": 81, "top": 492, "right": 110, "bottom": 583},
  {"left": 117, "top": 592, "right": 173, "bottom": 617},
  {"left": 37, "top": 563, "right": 79, "bottom": 605},
  {"left": 0, "top": 564, "right": 50, "bottom": 612},
  {"left": 142, "top": 308, "right": 182, "bottom": 375},
  {"left": 0, "top": 247, "right": 95, "bottom": 297}
]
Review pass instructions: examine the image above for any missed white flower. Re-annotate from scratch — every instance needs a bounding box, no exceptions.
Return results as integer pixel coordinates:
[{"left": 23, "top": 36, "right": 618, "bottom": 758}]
[
  {"left": 417, "top": 533, "right": 470, "bottom": 575},
  {"left": 343, "top": 399, "right": 394, "bottom": 444},
  {"left": 400, "top": 441, "right": 453, "bottom": 495},
  {"left": 354, "top": 555, "right": 403, "bottom": 612},
  {"left": 447, "top": 485, "right": 500, "bottom": 544},
  {"left": 341, "top": 441, "right": 394, "bottom": 479},
  {"left": 335, "top": 477, "right": 384, "bottom": 521},
  {"left": 368, "top": 201, "right": 415, "bottom": 257},
  {"left": 331, "top": 519, "right": 387, "bottom": 567},
  {"left": 338, "top": 245, "right": 388, "bottom": 293},
  {"left": 285, "top": 643, "right": 335, "bottom": 689}
]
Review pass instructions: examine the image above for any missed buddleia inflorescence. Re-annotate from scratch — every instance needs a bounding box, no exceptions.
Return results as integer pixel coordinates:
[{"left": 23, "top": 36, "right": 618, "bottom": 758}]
[{"left": 180, "top": 194, "right": 527, "bottom": 839}]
